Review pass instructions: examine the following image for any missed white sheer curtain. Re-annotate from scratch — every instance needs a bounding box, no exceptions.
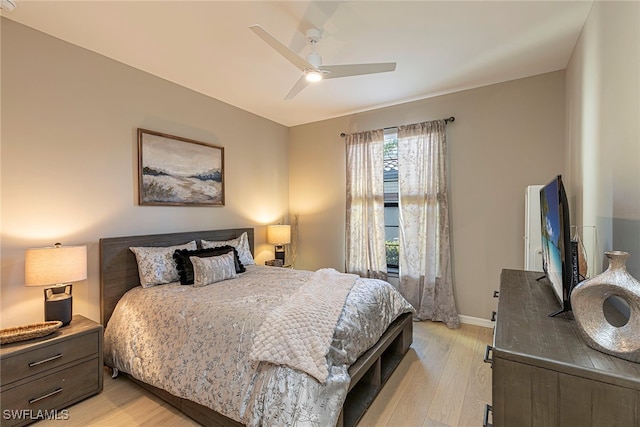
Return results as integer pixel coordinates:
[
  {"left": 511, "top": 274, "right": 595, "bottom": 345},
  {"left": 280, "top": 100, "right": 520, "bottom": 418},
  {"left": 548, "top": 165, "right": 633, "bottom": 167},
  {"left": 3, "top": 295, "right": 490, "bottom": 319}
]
[
  {"left": 397, "top": 120, "right": 459, "bottom": 328},
  {"left": 345, "top": 129, "right": 388, "bottom": 279}
]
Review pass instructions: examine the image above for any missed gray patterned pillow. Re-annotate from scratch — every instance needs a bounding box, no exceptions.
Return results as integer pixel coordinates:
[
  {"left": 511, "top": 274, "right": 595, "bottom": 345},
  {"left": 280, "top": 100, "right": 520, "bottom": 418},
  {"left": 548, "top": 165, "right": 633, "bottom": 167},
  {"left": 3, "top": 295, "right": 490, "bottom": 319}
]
[
  {"left": 201, "top": 232, "right": 255, "bottom": 265},
  {"left": 190, "top": 252, "right": 237, "bottom": 287},
  {"left": 130, "top": 241, "right": 197, "bottom": 288}
]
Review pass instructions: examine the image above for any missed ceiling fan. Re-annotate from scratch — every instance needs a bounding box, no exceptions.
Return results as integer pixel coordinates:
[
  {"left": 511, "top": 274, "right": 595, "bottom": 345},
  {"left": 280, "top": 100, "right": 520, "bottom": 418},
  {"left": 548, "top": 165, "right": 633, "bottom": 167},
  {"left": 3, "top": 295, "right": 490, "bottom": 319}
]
[{"left": 249, "top": 25, "right": 396, "bottom": 100}]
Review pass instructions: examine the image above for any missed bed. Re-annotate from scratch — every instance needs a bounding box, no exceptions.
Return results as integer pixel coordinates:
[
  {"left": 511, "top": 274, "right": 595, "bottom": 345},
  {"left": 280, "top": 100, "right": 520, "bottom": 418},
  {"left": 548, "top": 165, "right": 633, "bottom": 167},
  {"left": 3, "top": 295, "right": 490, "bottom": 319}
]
[{"left": 100, "top": 228, "right": 413, "bottom": 427}]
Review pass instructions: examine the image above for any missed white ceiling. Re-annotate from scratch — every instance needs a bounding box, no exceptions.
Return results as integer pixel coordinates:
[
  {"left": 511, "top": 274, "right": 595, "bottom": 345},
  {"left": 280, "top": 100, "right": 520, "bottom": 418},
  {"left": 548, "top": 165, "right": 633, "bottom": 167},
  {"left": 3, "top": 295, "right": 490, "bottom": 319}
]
[{"left": 2, "top": 1, "right": 594, "bottom": 127}]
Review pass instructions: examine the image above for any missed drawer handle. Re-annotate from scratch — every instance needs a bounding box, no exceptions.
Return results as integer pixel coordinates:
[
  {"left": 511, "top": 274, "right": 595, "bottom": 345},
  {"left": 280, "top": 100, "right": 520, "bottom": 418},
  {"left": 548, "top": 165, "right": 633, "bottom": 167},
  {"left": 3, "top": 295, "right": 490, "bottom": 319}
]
[
  {"left": 483, "top": 404, "right": 493, "bottom": 427},
  {"left": 483, "top": 345, "right": 494, "bottom": 366},
  {"left": 29, "top": 387, "right": 63, "bottom": 404},
  {"left": 493, "top": 290, "right": 500, "bottom": 298},
  {"left": 490, "top": 310, "right": 497, "bottom": 322},
  {"left": 29, "top": 353, "right": 63, "bottom": 367}
]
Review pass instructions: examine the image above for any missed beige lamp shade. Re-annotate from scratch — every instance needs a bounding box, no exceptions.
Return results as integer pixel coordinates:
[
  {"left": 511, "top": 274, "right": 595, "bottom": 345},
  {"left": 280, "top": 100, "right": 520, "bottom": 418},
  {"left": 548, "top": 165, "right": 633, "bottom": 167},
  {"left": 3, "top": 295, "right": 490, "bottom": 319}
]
[
  {"left": 267, "top": 225, "right": 291, "bottom": 245},
  {"left": 25, "top": 244, "right": 87, "bottom": 286}
]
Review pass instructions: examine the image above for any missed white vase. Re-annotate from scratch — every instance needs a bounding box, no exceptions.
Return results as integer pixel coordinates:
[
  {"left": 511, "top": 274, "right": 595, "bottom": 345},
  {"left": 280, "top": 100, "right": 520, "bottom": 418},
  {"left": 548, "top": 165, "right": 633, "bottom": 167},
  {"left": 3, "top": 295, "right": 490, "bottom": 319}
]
[{"left": 571, "top": 251, "right": 640, "bottom": 363}]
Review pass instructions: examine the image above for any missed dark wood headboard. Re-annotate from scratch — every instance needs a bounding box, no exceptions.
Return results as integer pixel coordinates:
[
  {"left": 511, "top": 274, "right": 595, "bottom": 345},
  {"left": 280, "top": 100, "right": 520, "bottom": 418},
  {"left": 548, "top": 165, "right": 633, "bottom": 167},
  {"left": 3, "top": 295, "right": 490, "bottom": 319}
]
[{"left": 99, "top": 228, "right": 254, "bottom": 327}]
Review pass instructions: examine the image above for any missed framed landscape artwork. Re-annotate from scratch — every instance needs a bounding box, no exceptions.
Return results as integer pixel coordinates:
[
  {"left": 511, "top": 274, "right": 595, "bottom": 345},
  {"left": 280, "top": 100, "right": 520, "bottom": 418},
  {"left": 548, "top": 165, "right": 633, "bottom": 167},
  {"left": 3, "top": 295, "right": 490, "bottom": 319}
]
[{"left": 138, "top": 129, "right": 224, "bottom": 206}]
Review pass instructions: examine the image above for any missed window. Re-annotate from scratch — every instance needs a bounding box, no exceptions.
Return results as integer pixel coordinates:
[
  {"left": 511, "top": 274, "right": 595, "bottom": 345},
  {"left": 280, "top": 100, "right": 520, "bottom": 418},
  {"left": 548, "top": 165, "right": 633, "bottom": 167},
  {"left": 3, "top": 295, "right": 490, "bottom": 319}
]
[{"left": 383, "top": 128, "right": 399, "bottom": 271}]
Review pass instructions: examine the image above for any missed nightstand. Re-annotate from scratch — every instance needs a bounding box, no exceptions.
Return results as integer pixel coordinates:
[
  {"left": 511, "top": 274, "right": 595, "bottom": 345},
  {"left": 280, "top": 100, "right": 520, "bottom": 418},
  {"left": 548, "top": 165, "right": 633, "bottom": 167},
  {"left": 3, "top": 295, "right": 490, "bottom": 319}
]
[
  {"left": 0, "top": 315, "right": 103, "bottom": 426},
  {"left": 265, "top": 260, "right": 292, "bottom": 268}
]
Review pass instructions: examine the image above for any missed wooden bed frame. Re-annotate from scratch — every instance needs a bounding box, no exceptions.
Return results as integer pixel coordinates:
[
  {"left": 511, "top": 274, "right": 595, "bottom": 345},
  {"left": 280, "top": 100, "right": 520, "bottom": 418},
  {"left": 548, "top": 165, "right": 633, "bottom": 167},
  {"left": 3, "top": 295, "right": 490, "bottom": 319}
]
[{"left": 100, "top": 228, "right": 413, "bottom": 427}]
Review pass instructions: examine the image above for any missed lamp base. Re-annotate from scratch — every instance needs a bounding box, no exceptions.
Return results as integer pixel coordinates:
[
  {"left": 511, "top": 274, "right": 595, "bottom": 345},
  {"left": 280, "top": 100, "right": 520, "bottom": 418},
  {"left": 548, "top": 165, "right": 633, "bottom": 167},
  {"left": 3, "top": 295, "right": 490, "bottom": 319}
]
[
  {"left": 275, "top": 245, "right": 286, "bottom": 265},
  {"left": 44, "top": 285, "right": 72, "bottom": 326}
]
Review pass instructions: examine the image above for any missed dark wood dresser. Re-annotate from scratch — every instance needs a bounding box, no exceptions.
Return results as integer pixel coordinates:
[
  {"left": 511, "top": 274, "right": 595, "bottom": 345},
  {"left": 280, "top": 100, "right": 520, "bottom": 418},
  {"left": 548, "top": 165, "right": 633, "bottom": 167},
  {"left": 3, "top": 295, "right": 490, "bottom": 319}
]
[
  {"left": 1, "top": 315, "right": 103, "bottom": 426},
  {"left": 485, "top": 269, "right": 640, "bottom": 426}
]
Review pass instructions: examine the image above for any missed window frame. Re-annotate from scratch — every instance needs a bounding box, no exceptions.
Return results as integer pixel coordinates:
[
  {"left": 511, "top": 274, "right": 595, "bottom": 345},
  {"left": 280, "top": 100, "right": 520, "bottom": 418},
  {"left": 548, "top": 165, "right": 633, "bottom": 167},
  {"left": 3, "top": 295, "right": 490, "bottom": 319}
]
[{"left": 383, "top": 128, "right": 399, "bottom": 273}]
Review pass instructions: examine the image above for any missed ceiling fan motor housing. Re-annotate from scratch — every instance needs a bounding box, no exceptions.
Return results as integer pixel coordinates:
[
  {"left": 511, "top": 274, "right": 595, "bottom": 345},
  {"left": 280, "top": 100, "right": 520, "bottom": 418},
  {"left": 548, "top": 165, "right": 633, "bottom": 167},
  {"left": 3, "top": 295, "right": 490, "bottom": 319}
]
[
  {"left": 306, "top": 28, "right": 322, "bottom": 44},
  {"left": 305, "top": 28, "right": 323, "bottom": 68},
  {"left": 306, "top": 51, "right": 322, "bottom": 68}
]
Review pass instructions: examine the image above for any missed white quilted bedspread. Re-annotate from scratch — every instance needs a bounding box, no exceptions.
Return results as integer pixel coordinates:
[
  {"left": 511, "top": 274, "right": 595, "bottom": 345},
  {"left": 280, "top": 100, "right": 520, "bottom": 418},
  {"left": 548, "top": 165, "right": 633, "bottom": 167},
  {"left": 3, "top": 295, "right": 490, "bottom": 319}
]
[{"left": 250, "top": 268, "right": 358, "bottom": 383}]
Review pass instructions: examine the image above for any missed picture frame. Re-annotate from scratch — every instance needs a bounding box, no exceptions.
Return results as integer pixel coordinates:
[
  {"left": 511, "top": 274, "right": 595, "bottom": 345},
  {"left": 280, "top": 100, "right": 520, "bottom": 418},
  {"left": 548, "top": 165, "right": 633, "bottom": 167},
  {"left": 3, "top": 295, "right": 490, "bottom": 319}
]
[{"left": 138, "top": 128, "right": 224, "bottom": 206}]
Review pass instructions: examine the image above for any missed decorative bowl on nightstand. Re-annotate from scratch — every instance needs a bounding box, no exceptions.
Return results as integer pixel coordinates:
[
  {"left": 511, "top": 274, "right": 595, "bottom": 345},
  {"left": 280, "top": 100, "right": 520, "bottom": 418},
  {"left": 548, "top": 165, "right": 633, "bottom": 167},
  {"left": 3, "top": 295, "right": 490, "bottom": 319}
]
[{"left": 0, "top": 321, "right": 62, "bottom": 345}]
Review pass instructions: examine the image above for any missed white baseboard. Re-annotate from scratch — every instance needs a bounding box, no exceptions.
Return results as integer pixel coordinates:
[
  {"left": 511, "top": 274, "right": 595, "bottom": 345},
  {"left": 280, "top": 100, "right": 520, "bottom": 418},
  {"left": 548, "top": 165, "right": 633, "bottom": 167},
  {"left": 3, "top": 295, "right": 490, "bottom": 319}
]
[{"left": 459, "top": 314, "right": 495, "bottom": 329}]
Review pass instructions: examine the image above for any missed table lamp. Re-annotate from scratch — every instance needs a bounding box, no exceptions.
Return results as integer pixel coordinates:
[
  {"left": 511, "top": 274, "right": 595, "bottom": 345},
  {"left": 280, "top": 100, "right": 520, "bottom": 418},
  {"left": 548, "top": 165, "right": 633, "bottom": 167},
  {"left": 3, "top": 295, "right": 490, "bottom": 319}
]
[
  {"left": 25, "top": 243, "right": 87, "bottom": 326},
  {"left": 267, "top": 225, "right": 291, "bottom": 266}
]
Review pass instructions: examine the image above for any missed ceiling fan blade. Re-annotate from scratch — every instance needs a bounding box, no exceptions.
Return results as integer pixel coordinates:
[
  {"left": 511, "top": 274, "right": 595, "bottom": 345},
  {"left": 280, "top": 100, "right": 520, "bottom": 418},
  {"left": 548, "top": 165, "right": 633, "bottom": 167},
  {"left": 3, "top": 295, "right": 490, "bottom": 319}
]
[
  {"left": 249, "top": 25, "right": 314, "bottom": 72},
  {"left": 321, "top": 62, "right": 396, "bottom": 79},
  {"left": 284, "top": 76, "right": 310, "bottom": 100}
]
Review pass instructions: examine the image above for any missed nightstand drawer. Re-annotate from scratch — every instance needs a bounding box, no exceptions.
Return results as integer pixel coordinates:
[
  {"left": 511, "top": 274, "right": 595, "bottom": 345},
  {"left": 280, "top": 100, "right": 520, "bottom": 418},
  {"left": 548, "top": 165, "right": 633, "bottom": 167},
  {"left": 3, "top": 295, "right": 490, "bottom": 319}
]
[
  {"left": 1, "top": 357, "right": 100, "bottom": 426},
  {"left": 1, "top": 331, "right": 99, "bottom": 386}
]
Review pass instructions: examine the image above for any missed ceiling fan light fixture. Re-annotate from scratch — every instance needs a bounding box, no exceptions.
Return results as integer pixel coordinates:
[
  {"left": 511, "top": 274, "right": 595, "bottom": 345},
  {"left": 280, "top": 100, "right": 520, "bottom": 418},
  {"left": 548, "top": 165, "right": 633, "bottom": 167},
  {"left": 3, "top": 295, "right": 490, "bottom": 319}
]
[{"left": 305, "top": 70, "right": 323, "bottom": 82}]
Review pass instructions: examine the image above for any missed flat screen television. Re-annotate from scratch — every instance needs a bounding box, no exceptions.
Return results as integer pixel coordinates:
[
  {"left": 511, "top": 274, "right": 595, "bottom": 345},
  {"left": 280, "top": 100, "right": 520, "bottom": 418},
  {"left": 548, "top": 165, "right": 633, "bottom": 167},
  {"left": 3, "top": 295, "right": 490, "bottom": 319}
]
[{"left": 539, "top": 175, "right": 576, "bottom": 317}]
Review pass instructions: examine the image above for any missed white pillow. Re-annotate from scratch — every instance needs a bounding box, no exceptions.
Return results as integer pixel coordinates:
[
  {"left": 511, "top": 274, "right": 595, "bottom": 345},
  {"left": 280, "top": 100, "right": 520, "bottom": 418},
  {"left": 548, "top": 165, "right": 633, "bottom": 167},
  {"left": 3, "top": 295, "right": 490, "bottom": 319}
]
[
  {"left": 130, "top": 241, "right": 197, "bottom": 288},
  {"left": 201, "top": 232, "right": 254, "bottom": 265},
  {"left": 191, "top": 252, "right": 237, "bottom": 287}
]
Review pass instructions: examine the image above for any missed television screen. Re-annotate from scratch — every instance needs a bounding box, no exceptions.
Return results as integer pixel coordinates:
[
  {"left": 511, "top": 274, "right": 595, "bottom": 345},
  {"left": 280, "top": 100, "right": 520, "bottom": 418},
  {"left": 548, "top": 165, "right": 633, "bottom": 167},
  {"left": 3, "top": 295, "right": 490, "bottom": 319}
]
[{"left": 539, "top": 175, "right": 573, "bottom": 316}]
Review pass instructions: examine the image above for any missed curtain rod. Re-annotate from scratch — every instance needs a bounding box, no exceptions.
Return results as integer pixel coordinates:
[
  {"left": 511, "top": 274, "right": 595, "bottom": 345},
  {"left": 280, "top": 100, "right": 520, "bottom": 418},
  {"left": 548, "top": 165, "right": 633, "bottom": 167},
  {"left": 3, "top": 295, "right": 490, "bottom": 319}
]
[{"left": 339, "top": 116, "right": 455, "bottom": 138}]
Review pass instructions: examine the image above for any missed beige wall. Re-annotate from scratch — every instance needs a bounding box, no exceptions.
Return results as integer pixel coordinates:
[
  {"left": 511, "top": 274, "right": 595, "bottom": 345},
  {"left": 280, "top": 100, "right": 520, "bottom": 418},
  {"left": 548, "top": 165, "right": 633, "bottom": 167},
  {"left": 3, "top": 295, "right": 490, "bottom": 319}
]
[
  {"left": 1, "top": 19, "right": 289, "bottom": 328},
  {"left": 566, "top": 0, "right": 640, "bottom": 277},
  {"left": 290, "top": 71, "right": 566, "bottom": 320}
]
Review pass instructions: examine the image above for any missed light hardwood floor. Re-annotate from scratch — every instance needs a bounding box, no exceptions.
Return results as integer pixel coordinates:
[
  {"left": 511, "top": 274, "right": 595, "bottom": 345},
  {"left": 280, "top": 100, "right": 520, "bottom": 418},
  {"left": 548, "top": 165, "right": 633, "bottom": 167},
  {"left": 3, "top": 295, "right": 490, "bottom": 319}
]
[{"left": 38, "top": 322, "right": 493, "bottom": 427}]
